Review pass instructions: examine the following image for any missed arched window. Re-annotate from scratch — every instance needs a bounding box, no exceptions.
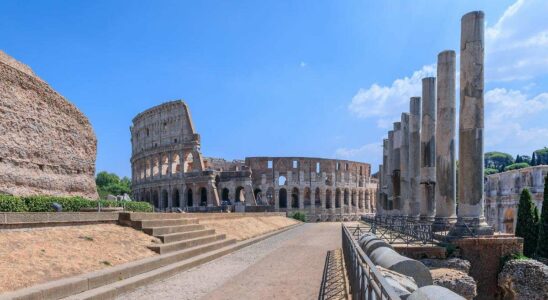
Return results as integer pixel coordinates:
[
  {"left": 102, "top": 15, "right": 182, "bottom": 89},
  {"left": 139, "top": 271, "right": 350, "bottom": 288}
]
[
  {"left": 235, "top": 187, "right": 245, "bottom": 202},
  {"left": 279, "top": 188, "right": 287, "bottom": 208},
  {"left": 222, "top": 188, "right": 230, "bottom": 201},
  {"left": 278, "top": 176, "right": 287, "bottom": 186}
]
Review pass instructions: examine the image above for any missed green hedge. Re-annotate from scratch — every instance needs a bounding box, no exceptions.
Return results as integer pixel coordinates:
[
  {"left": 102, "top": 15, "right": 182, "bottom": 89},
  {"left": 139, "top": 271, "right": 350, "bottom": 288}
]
[{"left": 0, "top": 195, "right": 152, "bottom": 212}]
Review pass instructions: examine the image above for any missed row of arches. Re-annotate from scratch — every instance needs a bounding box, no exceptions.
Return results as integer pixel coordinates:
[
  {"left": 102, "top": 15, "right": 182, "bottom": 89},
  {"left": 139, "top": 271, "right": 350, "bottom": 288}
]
[
  {"left": 132, "top": 150, "right": 202, "bottom": 182},
  {"left": 137, "top": 186, "right": 209, "bottom": 209}
]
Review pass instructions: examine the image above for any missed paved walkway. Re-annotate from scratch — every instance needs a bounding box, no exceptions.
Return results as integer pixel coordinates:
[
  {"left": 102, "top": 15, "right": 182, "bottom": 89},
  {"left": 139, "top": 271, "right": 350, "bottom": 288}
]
[{"left": 118, "top": 223, "right": 342, "bottom": 300}]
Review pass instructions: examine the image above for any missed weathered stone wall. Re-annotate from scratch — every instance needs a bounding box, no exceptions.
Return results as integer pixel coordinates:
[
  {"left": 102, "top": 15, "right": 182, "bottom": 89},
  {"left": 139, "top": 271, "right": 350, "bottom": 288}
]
[
  {"left": 0, "top": 51, "right": 98, "bottom": 199},
  {"left": 485, "top": 165, "right": 547, "bottom": 233}
]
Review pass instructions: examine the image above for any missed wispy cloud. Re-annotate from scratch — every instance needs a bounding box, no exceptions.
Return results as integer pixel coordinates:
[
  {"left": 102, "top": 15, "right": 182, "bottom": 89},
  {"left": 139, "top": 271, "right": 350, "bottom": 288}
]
[{"left": 335, "top": 142, "right": 383, "bottom": 168}]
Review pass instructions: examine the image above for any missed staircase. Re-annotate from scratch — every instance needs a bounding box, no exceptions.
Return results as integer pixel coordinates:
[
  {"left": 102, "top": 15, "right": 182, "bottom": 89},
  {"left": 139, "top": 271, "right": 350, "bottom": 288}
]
[{"left": 119, "top": 212, "right": 233, "bottom": 255}]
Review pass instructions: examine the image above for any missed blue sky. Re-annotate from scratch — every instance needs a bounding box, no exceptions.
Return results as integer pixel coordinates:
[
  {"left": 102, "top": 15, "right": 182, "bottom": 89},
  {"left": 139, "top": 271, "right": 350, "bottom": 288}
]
[{"left": 1, "top": 0, "right": 547, "bottom": 178}]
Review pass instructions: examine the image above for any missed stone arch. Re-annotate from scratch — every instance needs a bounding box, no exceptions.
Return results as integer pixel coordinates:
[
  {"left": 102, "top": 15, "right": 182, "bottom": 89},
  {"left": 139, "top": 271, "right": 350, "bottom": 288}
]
[
  {"left": 235, "top": 186, "right": 245, "bottom": 202},
  {"left": 161, "top": 189, "right": 169, "bottom": 209},
  {"left": 184, "top": 152, "right": 194, "bottom": 172},
  {"left": 335, "top": 188, "right": 341, "bottom": 208},
  {"left": 279, "top": 188, "right": 288, "bottom": 208},
  {"left": 186, "top": 188, "right": 193, "bottom": 207},
  {"left": 173, "top": 188, "right": 180, "bottom": 207},
  {"left": 326, "top": 189, "right": 332, "bottom": 209},
  {"left": 161, "top": 154, "right": 169, "bottom": 175},
  {"left": 172, "top": 153, "right": 180, "bottom": 174},
  {"left": 152, "top": 157, "right": 159, "bottom": 177},
  {"left": 221, "top": 188, "right": 230, "bottom": 201},
  {"left": 266, "top": 187, "right": 275, "bottom": 206},
  {"left": 152, "top": 190, "right": 159, "bottom": 209},
  {"left": 291, "top": 187, "right": 299, "bottom": 208},
  {"left": 200, "top": 187, "right": 207, "bottom": 206},
  {"left": 144, "top": 190, "right": 151, "bottom": 203},
  {"left": 314, "top": 188, "right": 321, "bottom": 207},
  {"left": 145, "top": 160, "right": 151, "bottom": 178},
  {"left": 344, "top": 189, "right": 350, "bottom": 206},
  {"left": 304, "top": 187, "right": 311, "bottom": 208},
  {"left": 254, "top": 188, "right": 263, "bottom": 204},
  {"left": 503, "top": 208, "right": 516, "bottom": 233}
]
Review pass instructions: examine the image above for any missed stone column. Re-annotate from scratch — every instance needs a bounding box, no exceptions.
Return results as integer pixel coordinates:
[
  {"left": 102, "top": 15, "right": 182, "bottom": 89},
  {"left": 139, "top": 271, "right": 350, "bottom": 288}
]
[
  {"left": 378, "top": 163, "right": 384, "bottom": 216},
  {"left": 400, "top": 113, "right": 410, "bottom": 217},
  {"left": 451, "top": 11, "right": 493, "bottom": 236},
  {"left": 409, "top": 97, "right": 422, "bottom": 220},
  {"left": 365, "top": 190, "right": 371, "bottom": 212},
  {"left": 387, "top": 131, "right": 394, "bottom": 214},
  {"left": 299, "top": 189, "right": 305, "bottom": 210},
  {"left": 392, "top": 122, "right": 402, "bottom": 215},
  {"left": 420, "top": 77, "right": 436, "bottom": 222},
  {"left": 433, "top": 50, "right": 457, "bottom": 231}
]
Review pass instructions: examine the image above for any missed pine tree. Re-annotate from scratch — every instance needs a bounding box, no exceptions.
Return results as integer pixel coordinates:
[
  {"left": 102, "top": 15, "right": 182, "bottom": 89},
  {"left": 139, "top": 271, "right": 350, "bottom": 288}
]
[
  {"left": 515, "top": 188, "right": 539, "bottom": 257},
  {"left": 516, "top": 155, "right": 522, "bottom": 163},
  {"left": 532, "top": 152, "right": 537, "bottom": 166},
  {"left": 536, "top": 175, "right": 548, "bottom": 258}
]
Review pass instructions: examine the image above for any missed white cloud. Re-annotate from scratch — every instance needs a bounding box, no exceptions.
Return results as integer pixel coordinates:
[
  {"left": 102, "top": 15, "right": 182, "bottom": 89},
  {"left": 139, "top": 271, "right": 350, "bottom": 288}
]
[
  {"left": 485, "top": 88, "right": 548, "bottom": 151},
  {"left": 348, "top": 64, "right": 435, "bottom": 120},
  {"left": 486, "top": 0, "right": 548, "bottom": 82},
  {"left": 335, "top": 142, "right": 383, "bottom": 168},
  {"left": 300, "top": 61, "right": 307, "bottom": 68}
]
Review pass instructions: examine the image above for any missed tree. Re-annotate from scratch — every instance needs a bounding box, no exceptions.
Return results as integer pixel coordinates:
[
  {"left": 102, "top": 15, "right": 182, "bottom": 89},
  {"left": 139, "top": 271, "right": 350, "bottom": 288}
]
[
  {"left": 515, "top": 188, "right": 539, "bottom": 257},
  {"left": 521, "top": 155, "right": 532, "bottom": 165},
  {"left": 95, "top": 171, "right": 131, "bottom": 199},
  {"left": 533, "top": 148, "right": 548, "bottom": 165},
  {"left": 516, "top": 155, "right": 522, "bottom": 163},
  {"left": 536, "top": 175, "right": 548, "bottom": 258},
  {"left": 532, "top": 152, "right": 537, "bottom": 166},
  {"left": 484, "top": 152, "right": 514, "bottom": 172}
]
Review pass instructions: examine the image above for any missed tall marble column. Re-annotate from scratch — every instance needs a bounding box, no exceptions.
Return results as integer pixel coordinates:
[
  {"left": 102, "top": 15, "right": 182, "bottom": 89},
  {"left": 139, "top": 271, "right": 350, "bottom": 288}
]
[
  {"left": 400, "top": 113, "right": 410, "bottom": 217},
  {"left": 409, "top": 97, "right": 422, "bottom": 220},
  {"left": 420, "top": 77, "right": 436, "bottom": 222},
  {"left": 433, "top": 50, "right": 457, "bottom": 231},
  {"left": 382, "top": 139, "right": 389, "bottom": 214},
  {"left": 392, "top": 122, "right": 402, "bottom": 215},
  {"left": 451, "top": 11, "right": 493, "bottom": 236},
  {"left": 387, "top": 131, "right": 394, "bottom": 214}
]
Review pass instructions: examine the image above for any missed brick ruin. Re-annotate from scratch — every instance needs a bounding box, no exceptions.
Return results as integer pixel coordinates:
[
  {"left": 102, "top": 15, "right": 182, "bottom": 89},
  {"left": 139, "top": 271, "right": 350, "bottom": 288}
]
[
  {"left": 130, "top": 100, "right": 377, "bottom": 221},
  {"left": 0, "top": 51, "right": 98, "bottom": 199}
]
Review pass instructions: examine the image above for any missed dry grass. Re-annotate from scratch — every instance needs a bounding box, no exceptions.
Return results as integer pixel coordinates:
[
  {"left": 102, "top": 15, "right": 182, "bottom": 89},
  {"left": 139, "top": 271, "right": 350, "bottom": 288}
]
[
  {"left": 0, "top": 224, "right": 158, "bottom": 293},
  {"left": 200, "top": 216, "right": 299, "bottom": 241}
]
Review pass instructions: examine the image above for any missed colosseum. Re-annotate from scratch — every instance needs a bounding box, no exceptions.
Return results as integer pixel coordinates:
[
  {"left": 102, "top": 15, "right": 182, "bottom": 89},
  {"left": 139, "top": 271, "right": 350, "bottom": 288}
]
[{"left": 130, "top": 100, "right": 377, "bottom": 221}]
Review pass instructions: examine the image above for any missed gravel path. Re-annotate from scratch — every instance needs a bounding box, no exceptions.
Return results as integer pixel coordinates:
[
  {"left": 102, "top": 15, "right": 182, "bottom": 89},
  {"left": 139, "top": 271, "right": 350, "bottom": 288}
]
[{"left": 117, "top": 223, "right": 342, "bottom": 300}]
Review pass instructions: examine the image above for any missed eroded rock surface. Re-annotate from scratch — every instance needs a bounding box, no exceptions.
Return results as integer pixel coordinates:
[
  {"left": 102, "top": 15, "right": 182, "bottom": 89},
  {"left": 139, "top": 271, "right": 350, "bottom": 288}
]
[
  {"left": 430, "top": 268, "right": 477, "bottom": 300},
  {"left": 420, "top": 258, "right": 471, "bottom": 274},
  {"left": 0, "top": 51, "right": 98, "bottom": 199},
  {"left": 498, "top": 259, "right": 548, "bottom": 300}
]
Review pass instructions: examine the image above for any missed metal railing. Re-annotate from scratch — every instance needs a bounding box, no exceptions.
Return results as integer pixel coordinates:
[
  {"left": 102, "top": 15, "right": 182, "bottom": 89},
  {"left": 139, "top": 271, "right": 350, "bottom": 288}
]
[{"left": 341, "top": 224, "right": 401, "bottom": 300}]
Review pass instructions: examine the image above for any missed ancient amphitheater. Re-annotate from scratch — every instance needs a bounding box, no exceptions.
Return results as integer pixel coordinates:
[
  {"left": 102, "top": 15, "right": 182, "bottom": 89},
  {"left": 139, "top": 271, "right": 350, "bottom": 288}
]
[{"left": 130, "top": 101, "right": 377, "bottom": 221}]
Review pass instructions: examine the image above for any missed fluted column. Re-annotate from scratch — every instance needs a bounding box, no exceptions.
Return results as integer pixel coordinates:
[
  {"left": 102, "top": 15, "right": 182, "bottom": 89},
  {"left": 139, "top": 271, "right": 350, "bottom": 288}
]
[
  {"left": 433, "top": 50, "right": 457, "bottom": 231},
  {"left": 450, "top": 11, "right": 493, "bottom": 236},
  {"left": 420, "top": 77, "right": 436, "bottom": 222}
]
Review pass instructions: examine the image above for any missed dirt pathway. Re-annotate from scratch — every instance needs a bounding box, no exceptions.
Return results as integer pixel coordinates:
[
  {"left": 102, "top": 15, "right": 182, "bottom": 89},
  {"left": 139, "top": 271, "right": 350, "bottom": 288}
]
[{"left": 118, "top": 222, "right": 342, "bottom": 300}]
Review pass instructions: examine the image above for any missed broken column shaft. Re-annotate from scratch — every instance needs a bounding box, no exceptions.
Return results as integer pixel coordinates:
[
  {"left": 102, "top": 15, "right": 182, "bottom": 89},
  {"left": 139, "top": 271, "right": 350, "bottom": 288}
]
[
  {"left": 409, "top": 97, "right": 422, "bottom": 220},
  {"left": 400, "top": 113, "right": 410, "bottom": 217}
]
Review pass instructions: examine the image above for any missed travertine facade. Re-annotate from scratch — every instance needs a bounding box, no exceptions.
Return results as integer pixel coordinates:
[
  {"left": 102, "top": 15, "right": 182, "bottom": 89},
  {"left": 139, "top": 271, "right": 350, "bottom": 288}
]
[
  {"left": 0, "top": 51, "right": 98, "bottom": 199},
  {"left": 485, "top": 166, "right": 547, "bottom": 233},
  {"left": 131, "top": 101, "right": 376, "bottom": 221}
]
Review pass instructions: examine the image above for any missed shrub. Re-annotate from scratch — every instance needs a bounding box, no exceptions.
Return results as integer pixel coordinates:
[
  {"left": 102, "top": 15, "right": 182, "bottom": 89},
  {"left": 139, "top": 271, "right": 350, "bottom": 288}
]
[
  {"left": 484, "top": 168, "right": 499, "bottom": 176},
  {"left": 537, "top": 175, "right": 548, "bottom": 258},
  {"left": 504, "top": 162, "right": 530, "bottom": 171},
  {"left": 0, "top": 195, "right": 28, "bottom": 212},
  {"left": 290, "top": 212, "right": 306, "bottom": 222},
  {"left": 0, "top": 194, "right": 153, "bottom": 212},
  {"left": 515, "top": 188, "right": 539, "bottom": 257}
]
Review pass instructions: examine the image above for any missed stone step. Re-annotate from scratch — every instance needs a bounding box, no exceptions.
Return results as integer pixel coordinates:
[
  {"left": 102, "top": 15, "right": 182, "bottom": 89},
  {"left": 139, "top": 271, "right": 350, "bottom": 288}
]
[
  {"left": 156, "top": 229, "right": 216, "bottom": 243},
  {"left": 119, "top": 212, "right": 192, "bottom": 221},
  {"left": 142, "top": 224, "right": 205, "bottom": 236},
  {"left": 136, "top": 218, "right": 198, "bottom": 229},
  {"left": 148, "top": 234, "right": 227, "bottom": 254},
  {"left": 61, "top": 238, "right": 242, "bottom": 300}
]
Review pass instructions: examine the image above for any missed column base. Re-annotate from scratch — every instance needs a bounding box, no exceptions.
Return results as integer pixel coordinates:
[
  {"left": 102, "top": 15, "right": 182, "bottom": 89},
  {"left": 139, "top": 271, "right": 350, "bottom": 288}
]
[
  {"left": 419, "top": 216, "right": 435, "bottom": 223},
  {"left": 448, "top": 217, "right": 494, "bottom": 238},
  {"left": 431, "top": 217, "right": 456, "bottom": 232}
]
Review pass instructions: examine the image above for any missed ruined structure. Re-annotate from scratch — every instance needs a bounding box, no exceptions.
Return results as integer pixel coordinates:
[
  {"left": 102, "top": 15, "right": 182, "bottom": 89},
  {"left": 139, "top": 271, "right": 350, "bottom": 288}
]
[
  {"left": 485, "top": 165, "right": 547, "bottom": 233},
  {"left": 131, "top": 101, "right": 376, "bottom": 221},
  {"left": 0, "top": 51, "right": 98, "bottom": 199}
]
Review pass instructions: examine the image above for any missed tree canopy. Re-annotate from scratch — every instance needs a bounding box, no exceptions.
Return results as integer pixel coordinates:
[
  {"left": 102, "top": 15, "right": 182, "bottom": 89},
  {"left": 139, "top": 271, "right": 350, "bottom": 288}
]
[{"left": 95, "top": 171, "right": 131, "bottom": 199}]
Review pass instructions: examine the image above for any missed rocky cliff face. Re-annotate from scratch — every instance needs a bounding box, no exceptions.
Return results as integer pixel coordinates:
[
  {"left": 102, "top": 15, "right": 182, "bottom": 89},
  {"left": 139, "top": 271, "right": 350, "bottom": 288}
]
[
  {"left": 498, "top": 259, "right": 548, "bottom": 300},
  {"left": 0, "top": 51, "right": 98, "bottom": 199}
]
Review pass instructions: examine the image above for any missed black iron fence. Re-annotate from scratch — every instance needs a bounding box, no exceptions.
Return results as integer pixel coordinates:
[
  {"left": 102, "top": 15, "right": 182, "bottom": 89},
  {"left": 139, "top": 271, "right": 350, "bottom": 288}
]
[{"left": 341, "top": 224, "right": 401, "bottom": 300}]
